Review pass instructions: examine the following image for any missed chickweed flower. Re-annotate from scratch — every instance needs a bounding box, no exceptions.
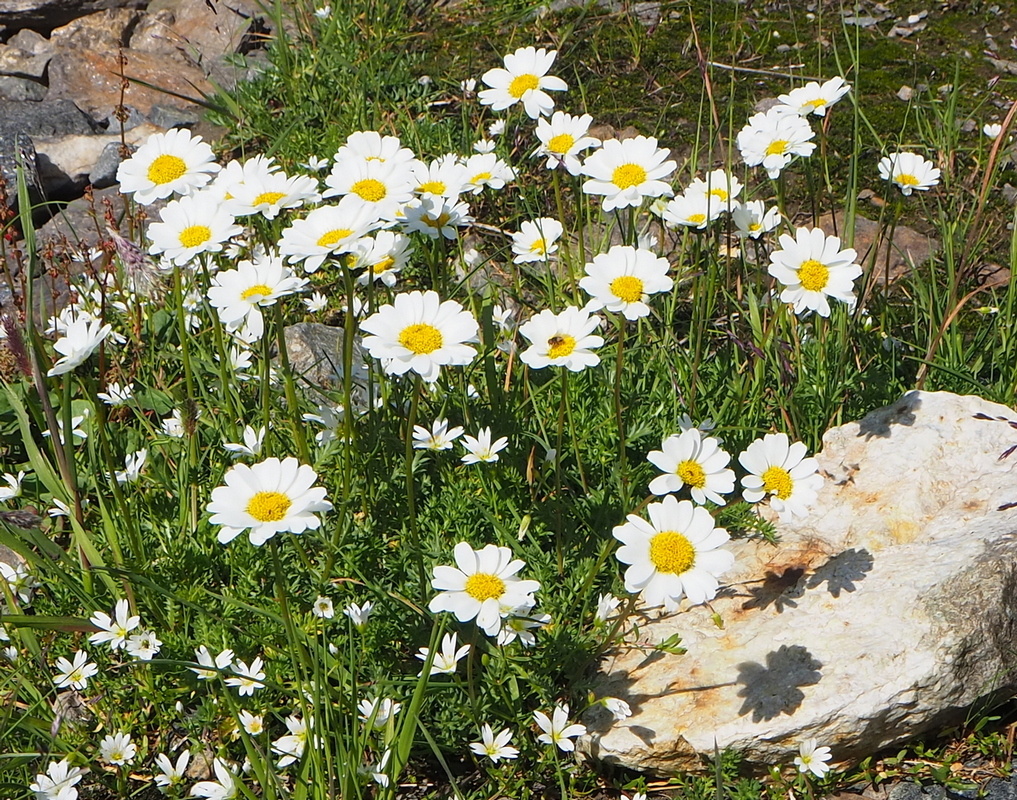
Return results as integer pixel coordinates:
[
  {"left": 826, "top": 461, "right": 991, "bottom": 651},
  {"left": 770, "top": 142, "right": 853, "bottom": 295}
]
[
  {"left": 47, "top": 316, "right": 111, "bottom": 377},
  {"left": 878, "top": 152, "right": 941, "bottom": 196},
  {"left": 429, "top": 542, "right": 540, "bottom": 637},
  {"left": 116, "top": 128, "right": 220, "bottom": 204},
  {"left": 191, "top": 758, "right": 238, "bottom": 800},
  {"left": 479, "top": 46, "right": 567, "bottom": 119},
  {"left": 594, "top": 592, "right": 620, "bottom": 623},
  {"left": 518, "top": 306, "right": 603, "bottom": 370},
  {"left": 223, "top": 426, "right": 265, "bottom": 459},
  {"left": 776, "top": 76, "right": 851, "bottom": 117},
  {"left": 415, "top": 631, "right": 471, "bottom": 675},
  {"left": 154, "top": 750, "right": 190, "bottom": 789},
  {"left": 89, "top": 599, "right": 140, "bottom": 651},
  {"left": 613, "top": 495, "right": 734, "bottom": 608},
  {"left": 510, "top": 217, "right": 564, "bottom": 264},
  {"left": 238, "top": 710, "right": 264, "bottom": 735},
  {"left": 580, "top": 245, "right": 673, "bottom": 320},
  {"left": 99, "top": 732, "right": 136, "bottom": 766},
  {"left": 53, "top": 650, "right": 98, "bottom": 690},
  {"left": 304, "top": 291, "right": 328, "bottom": 312},
  {"left": 470, "top": 724, "right": 519, "bottom": 763},
  {"left": 126, "top": 630, "right": 162, "bottom": 661},
  {"left": 768, "top": 227, "right": 862, "bottom": 317},
  {"left": 343, "top": 600, "right": 374, "bottom": 630},
  {"left": 737, "top": 109, "right": 816, "bottom": 179},
  {"left": 535, "top": 111, "right": 600, "bottom": 174},
  {"left": 225, "top": 656, "right": 266, "bottom": 696},
  {"left": 312, "top": 596, "right": 334, "bottom": 619},
  {"left": 116, "top": 449, "right": 147, "bottom": 484},
  {"left": 412, "top": 418, "right": 465, "bottom": 451},
  {"left": 272, "top": 714, "right": 310, "bottom": 767},
  {"left": 601, "top": 696, "right": 633, "bottom": 720},
  {"left": 460, "top": 427, "right": 509, "bottom": 464},
  {"left": 358, "top": 697, "right": 401, "bottom": 730},
  {"left": 97, "top": 381, "right": 134, "bottom": 406},
  {"left": 795, "top": 739, "right": 833, "bottom": 778},
  {"left": 207, "top": 457, "right": 332, "bottom": 546},
  {"left": 191, "top": 645, "right": 235, "bottom": 679},
  {"left": 360, "top": 290, "right": 478, "bottom": 383},
  {"left": 0, "top": 559, "right": 35, "bottom": 603},
  {"left": 983, "top": 122, "right": 1003, "bottom": 139},
  {"left": 739, "top": 432, "right": 823, "bottom": 521},
  {"left": 533, "top": 704, "right": 587, "bottom": 752},
  {"left": 581, "top": 136, "right": 676, "bottom": 211},
  {"left": 30, "top": 759, "right": 84, "bottom": 800},
  {"left": 647, "top": 428, "right": 736, "bottom": 505}
]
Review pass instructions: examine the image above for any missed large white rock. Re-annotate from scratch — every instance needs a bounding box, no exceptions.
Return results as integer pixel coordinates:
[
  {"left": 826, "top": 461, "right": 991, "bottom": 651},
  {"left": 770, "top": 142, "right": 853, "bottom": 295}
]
[{"left": 579, "top": 391, "right": 1017, "bottom": 774}]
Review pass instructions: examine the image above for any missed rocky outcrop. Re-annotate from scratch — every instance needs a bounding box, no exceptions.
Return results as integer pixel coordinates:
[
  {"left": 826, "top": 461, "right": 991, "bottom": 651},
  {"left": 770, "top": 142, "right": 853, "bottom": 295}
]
[
  {"left": 0, "top": 0, "right": 146, "bottom": 34},
  {"left": 580, "top": 391, "right": 1017, "bottom": 775}
]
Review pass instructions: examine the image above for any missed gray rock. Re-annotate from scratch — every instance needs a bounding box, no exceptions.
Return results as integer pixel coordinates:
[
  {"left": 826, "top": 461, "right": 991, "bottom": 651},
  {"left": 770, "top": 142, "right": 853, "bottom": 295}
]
[
  {"left": 984, "top": 772, "right": 1017, "bottom": 800},
  {"left": 0, "top": 99, "right": 100, "bottom": 138},
  {"left": 0, "top": 39, "right": 52, "bottom": 79},
  {"left": 580, "top": 391, "right": 1017, "bottom": 775},
  {"left": 49, "top": 8, "right": 140, "bottom": 51},
  {"left": 0, "top": 75, "right": 46, "bottom": 102},
  {"left": 0, "top": 132, "right": 47, "bottom": 221},
  {"left": 0, "top": 0, "right": 146, "bottom": 33},
  {"left": 281, "top": 322, "right": 370, "bottom": 409},
  {"left": 147, "top": 103, "right": 202, "bottom": 130},
  {"left": 88, "top": 141, "right": 123, "bottom": 189},
  {"left": 36, "top": 184, "right": 121, "bottom": 254}
]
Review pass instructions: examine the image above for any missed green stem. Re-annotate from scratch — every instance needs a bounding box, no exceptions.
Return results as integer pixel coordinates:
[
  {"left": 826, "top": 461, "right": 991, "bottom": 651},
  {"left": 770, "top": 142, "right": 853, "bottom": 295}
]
[
  {"left": 272, "top": 304, "right": 310, "bottom": 463},
  {"left": 404, "top": 377, "right": 427, "bottom": 600},
  {"left": 613, "top": 315, "right": 629, "bottom": 510}
]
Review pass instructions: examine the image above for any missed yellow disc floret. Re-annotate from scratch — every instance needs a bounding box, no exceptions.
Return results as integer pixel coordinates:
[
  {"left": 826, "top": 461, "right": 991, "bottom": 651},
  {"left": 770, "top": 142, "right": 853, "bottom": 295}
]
[
  {"left": 178, "top": 225, "right": 211, "bottom": 248},
  {"left": 761, "top": 465, "right": 794, "bottom": 500},
  {"left": 240, "top": 283, "right": 273, "bottom": 301},
  {"left": 465, "top": 572, "right": 506, "bottom": 601},
  {"left": 765, "top": 140, "right": 789, "bottom": 156},
  {"left": 247, "top": 491, "right": 292, "bottom": 522},
  {"left": 676, "top": 459, "right": 707, "bottom": 489},
  {"left": 399, "top": 323, "right": 443, "bottom": 354},
  {"left": 509, "top": 73, "right": 540, "bottom": 98},
  {"left": 547, "top": 334, "right": 576, "bottom": 359},
  {"left": 147, "top": 154, "right": 188, "bottom": 185},
  {"left": 351, "top": 179, "right": 387, "bottom": 202},
  {"left": 610, "top": 275, "right": 644, "bottom": 303},
  {"left": 547, "top": 133, "right": 575, "bottom": 154},
  {"left": 417, "top": 181, "right": 445, "bottom": 195},
  {"left": 896, "top": 173, "right": 920, "bottom": 186},
  {"left": 317, "top": 228, "right": 352, "bottom": 248},
  {"left": 798, "top": 259, "right": 830, "bottom": 292},
  {"left": 612, "top": 163, "right": 647, "bottom": 189},
  {"left": 649, "top": 530, "right": 696, "bottom": 574},
  {"left": 253, "top": 191, "right": 286, "bottom": 206}
]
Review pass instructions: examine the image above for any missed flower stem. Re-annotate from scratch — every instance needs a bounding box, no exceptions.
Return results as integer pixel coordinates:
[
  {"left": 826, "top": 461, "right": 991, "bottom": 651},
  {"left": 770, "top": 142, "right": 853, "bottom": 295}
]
[
  {"left": 404, "top": 376, "right": 427, "bottom": 600},
  {"left": 272, "top": 303, "right": 310, "bottom": 463}
]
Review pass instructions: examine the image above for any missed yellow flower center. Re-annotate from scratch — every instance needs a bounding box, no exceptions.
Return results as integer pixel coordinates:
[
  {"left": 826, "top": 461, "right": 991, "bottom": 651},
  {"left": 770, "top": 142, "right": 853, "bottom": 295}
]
[
  {"left": 178, "top": 225, "right": 211, "bottom": 248},
  {"left": 423, "top": 212, "right": 451, "bottom": 229},
  {"left": 240, "top": 283, "right": 273, "bottom": 301},
  {"left": 765, "top": 140, "right": 789, "bottom": 156},
  {"left": 676, "top": 459, "right": 706, "bottom": 488},
  {"left": 69, "top": 668, "right": 84, "bottom": 682},
  {"left": 688, "top": 213, "right": 706, "bottom": 224},
  {"left": 547, "top": 334, "right": 576, "bottom": 359},
  {"left": 805, "top": 98, "right": 827, "bottom": 109},
  {"left": 612, "top": 163, "right": 647, "bottom": 189},
  {"left": 253, "top": 191, "right": 286, "bottom": 206},
  {"left": 465, "top": 572, "right": 505, "bottom": 601},
  {"left": 798, "top": 259, "right": 830, "bottom": 292},
  {"left": 749, "top": 222, "right": 761, "bottom": 231},
  {"left": 317, "top": 228, "right": 352, "bottom": 248},
  {"left": 649, "top": 530, "right": 696, "bottom": 574},
  {"left": 509, "top": 73, "right": 540, "bottom": 98},
  {"left": 399, "top": 323, "right": 443, "bottom": 354},
  {"left": 709, "top": 187, "right": 728, "bottom": 201},
  {"left": 418, "top": 180, "right": 445, "bottom": 195},
  {"left": 761, "top": 465, "right": 794, "bottom": 500},
  {"left": 147, "top": 154, "right": 188, "bottom": 185},
  {"left": 897, "top": 173, "right": 920, "bottom": 186},
  {"left": 470, "top": 171, "right": 491, "bottom": 184},
  {"left": 351, "top": 178, "right": 387, "bottom": 202},
  {"left": 610, "top": 275, "right": 644, "bottom": 303},
  {"left": 547, "top": 133, "right": 575, "bottom": 154},
  {"left": 246, "top": 491, "right": 292, "bottom": 522},
  {"left": 370, "top": 256, "right": 396, "bottom": 273},
  {"left": 529, "top": 238, "right": 548, "bottom": 255}
]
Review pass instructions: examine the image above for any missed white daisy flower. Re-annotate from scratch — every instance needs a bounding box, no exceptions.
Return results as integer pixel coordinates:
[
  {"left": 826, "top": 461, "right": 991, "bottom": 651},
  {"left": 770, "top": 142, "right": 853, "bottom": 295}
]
[
  {"left": 278, "top": 197, "right": 380, "bottom": 273},
  {"left": 224, "top": 167, "right": 321, "bottom": 219},
  {"left": 154, "top": 750, "right": 190, "bottom": 789},
  {"left": 768, "top": 227, "right": 862, "bottom": 317},
  {"left": 115, "top": 449, "right": 147, "bottom": 484},
  {"left": 207, "top": 251, "right": 308, "bottom": 341},
  {"left": 323, "top": 156, "right": 415, "bottom": 220},
  {"left": 479, "top": 46, "right": 568, "bottom": 119},
  {"left": 739, "top": 432, "right": 823, "bottom": 521},
  {"left": 732, "top": 200, "right": 781, "bottom": 239},
  {"left": 349, "top": 230, "right": 413, "bottom": 287},
  {"left": 533, "top": 704, "right": 586, "bottom": 752},
  {"left": 206, "top": 457, "right": 333, "bottom": 546},
  {"left": 535, "top": 111, "right": 600, "bottom": 174},
  {"left": 415, "top": 631, "right": 470, "bottom": 675},
  {"left": 88, "top": 599, "right": 140, "bottom": 650},
  {"left": 147, "top": 192, "right": 242, "bottom": 266},
  {"left": 460, "top": 428, "right": 509, "bottom": 464},
  {"left": 737, "top": 109, "right": 816, "bottom": 179},
  {"left": 116, "top": 128, "right": 220, "bottom": 204},
  {"left": 411, "top": 155, "right": 468, "bottom": 200},
  {"left": 190, "top": 645, "right": 235, "bottom": 679},
  {"left": 460, "top": 152, "right": 516, "bottom": 193},
  {"left": 99, "top": 731, "right": 136, "bottom": 766},
  {"left": 519, "top": 306, "right": 603, "bottom": 370},
  {"left": 579, "top": 245, "right": 672, "bottom": 320},
  {"left": 612, "top": 494, "right": 734, "bottom": 607},
  {"left": 208, "top": 155, "right": 278, "bottom": 203},
  {"left": 47, "top": 316, "right": 111, "bottom": 377},
  {"left": 53, "top": 649, "right": 98, "bottom": 690},
  {"left": 877, "top": 151, "right": 941, "bottom": 196},
  {"left": 312, "top": 595, "right": 334, "bottom": 618},
  {"left": 795, "top": 738, "right": 833, "bottom": 778},
  {"left": 30, "top": 759, "right": 84, "bottom": 800},
  {"left": 647, "top": 428, "right": 735, "bottom": 505},
  {"left": 360, "top": 290, "right": 478, "bottom": 383},
  {"left": 685, "top": 168, "right": 743, "bottom": 206},
  {"left": 662, "top": 191, "right": 720, "bottom": 229},
  {"left": 223, "top": 425, "right": 265, "bottom": 458},
  {"left": 580, "top": 136, "right": 676, "bottom": 211},
  {"left": 126, "top": 630, "right": 161, "bottom": 661},
  {"left": 510, "top": 217, "right": 564, "bottom": 263},
  {"left": 401, "top": 196, "right": 473, "bottom": 240},
  {"left": 776, "top": 76, "right": 851, "bottom": 117},
  {"left": 225, "top": 656, "right": 266, "bottom": 696},
  {"left": 412, "top": 417, "right": 464, "bottom": 451},
  {"left": 428, "top": 542, "right": 540, "bottom": 636},
  {"left": 470, "top": 724, "right": 519, "bottom": 763},
  {"left": 333, "top": 130, "right": 417, "bottom": 168}
]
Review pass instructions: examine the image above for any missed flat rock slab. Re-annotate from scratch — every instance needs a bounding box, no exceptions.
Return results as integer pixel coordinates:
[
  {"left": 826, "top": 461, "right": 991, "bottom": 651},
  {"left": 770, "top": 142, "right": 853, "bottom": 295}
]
[
  {"left": 817, "top": 210, "right": 938, "bottom": 284},
  {"left": 580, "top": 391, "right": 1017, "bottom": 775},
  {"left": 0, "top": 0, "right": 145, "bottom": 32}
]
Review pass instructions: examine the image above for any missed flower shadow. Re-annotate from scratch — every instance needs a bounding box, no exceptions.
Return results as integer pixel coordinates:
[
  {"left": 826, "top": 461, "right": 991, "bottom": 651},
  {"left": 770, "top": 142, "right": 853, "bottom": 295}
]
[{"left": 735, "top": 644, "right": 822, "bottom": 723}]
